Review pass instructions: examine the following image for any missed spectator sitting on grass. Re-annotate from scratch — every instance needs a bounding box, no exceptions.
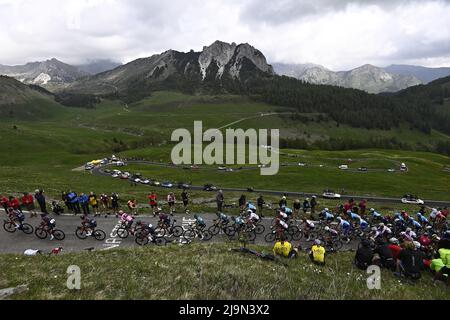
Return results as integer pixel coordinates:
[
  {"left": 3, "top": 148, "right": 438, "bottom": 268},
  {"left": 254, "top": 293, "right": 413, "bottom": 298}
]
[
  {"left": 273, "top": 236, "right": 297, "bottom": 259},
  {"left": 309, "top": 239, "right": 326, "bottom": 266}
]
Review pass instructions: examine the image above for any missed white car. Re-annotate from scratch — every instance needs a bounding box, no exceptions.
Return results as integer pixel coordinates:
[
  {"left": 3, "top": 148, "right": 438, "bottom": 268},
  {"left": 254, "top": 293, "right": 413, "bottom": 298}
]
[
  {"left": 116, "top": 161, "right": 126, "bottom": 167},
  {"left": 339, "top": 165, "right": 348, "bottom": 170},
  {"left": 388, "top": 168, "right": 395, "bottom": 172},
  {"left": 322, "top": 191, "right": 341, "bottom": 199},
  {"left": 134, "top": 178, "right": 142, "bottom": 183},
  {"left": 226, "top": 168, "right": 234, "bottom": 172},
  {"left": 298, "top": 163, "right": 306, "bottom": 167},
  {"left": 401, "top": 197, "right": 424, "bottom": 205},
  {"left": 218, "top": 166, "right": 227, "bottom": 171},
  {"left": 112, "top": 173, "right": 120, "bottom": 178},
  {"left": 141, "top": 179, "right": 150, "bottom": 185}
]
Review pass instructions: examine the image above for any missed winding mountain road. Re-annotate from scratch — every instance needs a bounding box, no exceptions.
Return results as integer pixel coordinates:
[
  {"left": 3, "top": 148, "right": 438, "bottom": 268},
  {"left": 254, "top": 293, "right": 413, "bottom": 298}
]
[{"left": 91, "top": 161, "right": 450, "bottom": 207}]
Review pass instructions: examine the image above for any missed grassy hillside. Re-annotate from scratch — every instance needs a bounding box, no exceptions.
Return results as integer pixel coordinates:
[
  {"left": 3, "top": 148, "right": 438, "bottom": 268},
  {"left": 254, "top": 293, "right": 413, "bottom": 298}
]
[
  {"left": 0, "top": 91, "right": 448, "bottom": 202},
  {"left": 1, "top": 243, "right": 448, "bottom": 300}
]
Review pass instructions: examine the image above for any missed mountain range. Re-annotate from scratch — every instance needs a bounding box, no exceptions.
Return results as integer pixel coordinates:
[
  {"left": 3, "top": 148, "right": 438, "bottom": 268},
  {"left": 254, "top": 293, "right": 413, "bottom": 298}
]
[{"left": 1, "top": 41, "right": 450, "bottom": 95}]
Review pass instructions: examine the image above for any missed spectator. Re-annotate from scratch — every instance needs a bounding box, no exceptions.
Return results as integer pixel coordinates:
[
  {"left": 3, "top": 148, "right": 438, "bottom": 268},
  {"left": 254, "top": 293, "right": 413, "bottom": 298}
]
[
  {"left": 375, "top": 238, "right": 396, "bottom": 271},
  {"left": 89, "top": 192, "right": 99, "bottom": 217},
  {"left": 8, "top": 196, "right": 22, "bottom": 213},
  {"left": 359, "top": 199, "right": 367, "bottom": 216},
  {"left": 181, "top": 189, "right": 189, "bottom": 213},
  {"left": 78, "top": 193, "right": 90, "bottom": 216},
  {"left": 148, "top": 192, "right": 158, "bottom": 215},
  {"left": 100, "top": 193, "right": 110, "bottom": 217},
  {"left": 111, "top": 193, "right": 120, "bottom": 217},
  {"left": 309, "top": 239, "right": 326, "bottom": 266},
  {"left": 21, "top": 192, "right": 37, "bottom": 218},
  {"left": 273, "top": 236, "right": 297, "bottom": 259},
  {"left": 388, "top": 238, "right": 403, "bottom": 260},
  {"left": 279, "top": 195, "right": 287, "bottom": 209},
  {"left": 395, "top": 241, "right": 424, "bottom": 280},
  {"left": 302, "top": 198, "right": 310, "bottom": 215},
  {"left": 167, "top": 193, "right": 176, "bottom": 214},
  {"left": 127, "top": 198, "right": 138, "bottom": 215},
  {"left": 34, "top": 189, "right": 47, "bottom": 214},
  {"left": 62, "top": 191, "right": 71, "bottom": 212},
  {"left": 67, "top": 191, "right": 80, "bottom": 214},
  {"left": 431, "top": 247, "right": 450, "bottom": 285},
  {"left": 310, "top": 196, "right": 317, "bottom": 215},
  {"left": 216, "top": 190, "right": 224, "bottom": 213},
  {"left": 354, "top": 239, "right": 374, "bottom": 270},
  {"left": 1, "top": 194, "right": 8, "bottom": 212},
  {"left": 238, "top": 194, "right": 246, "bottom": 213},
  {"left": 257, "top": 195, "right": 265, "bottom": 217}
]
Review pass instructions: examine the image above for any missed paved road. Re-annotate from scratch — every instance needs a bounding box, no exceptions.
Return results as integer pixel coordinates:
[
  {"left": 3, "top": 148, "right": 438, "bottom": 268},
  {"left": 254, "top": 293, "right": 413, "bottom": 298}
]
[
  {"left": 0, "top": 210, "right": 356, "bottom": 255},
  {"left": 92, "top": 161, "right": 450, "bottom": 207}
]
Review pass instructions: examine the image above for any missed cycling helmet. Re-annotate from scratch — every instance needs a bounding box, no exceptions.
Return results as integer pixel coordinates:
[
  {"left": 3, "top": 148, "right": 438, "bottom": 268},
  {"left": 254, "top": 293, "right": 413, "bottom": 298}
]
[
  {"left": 378, "top": 223, "right": 385, "bottom": 228},
  {"left": 324, "top": 208, "right": 329, "bottom": 212},
  {"left": 389, "top": 237, "right": 399, "bottom": 244},
  {"left": 426, "top": 225, "right": 433, "bottom": 230},
  {"left": 406, "top": 228, "right": 412, "bottom": 232},
  {"left": 413, "top": 241, "right": 421, "bottom": 249},
  {"left": 148, "top": 224, "right": 153, "bottom": 229},
  {"left": 417, "top": 212, "right": 422, "bottom": 216},
  {"left": 247, "top": 209, "right": 253, "bottom": 214},
  {"left": 325, "top": 226, "right": 330, "bottom": 231},
  {"left": 337, "top": 217, "right": 342, "bottom": 221},
  {"left": 314, "top": 239, "right": 321, "bottom": 245},
  {"left": 370, "top": 208, "right": 375, "bottom": 212}
]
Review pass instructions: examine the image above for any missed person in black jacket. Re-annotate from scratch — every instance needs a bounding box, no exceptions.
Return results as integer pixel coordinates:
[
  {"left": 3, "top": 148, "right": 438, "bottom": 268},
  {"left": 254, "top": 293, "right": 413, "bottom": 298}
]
[
  {"left": 395, "top": 241, "right": 424, "bottom": 280},
  {"left": 375, "top": 238, "right": 396, "bottom": 271},
  {"left": 257, "top": 195, "right": 265, "bottom": 217},
  {"left": 238, "top": 194, "right": 246, "bottom": 213},
  {"left": 355, "top": 239, "right": 374, "bottom": 270},
  {"left": 34, "top": 189, "right": 48, "bottom": 214}
]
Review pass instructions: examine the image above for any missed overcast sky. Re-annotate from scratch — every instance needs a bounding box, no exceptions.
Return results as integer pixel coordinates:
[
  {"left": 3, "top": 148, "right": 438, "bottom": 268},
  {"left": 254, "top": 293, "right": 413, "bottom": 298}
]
[{"left": 1, "top": 0, "right": 449, "bottom": 70}]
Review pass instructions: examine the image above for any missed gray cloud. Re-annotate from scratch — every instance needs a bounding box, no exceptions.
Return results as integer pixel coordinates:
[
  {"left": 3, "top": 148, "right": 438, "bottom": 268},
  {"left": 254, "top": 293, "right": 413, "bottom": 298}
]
[{"left": 0, "top": 0, "right": 449, "bottom": 70}]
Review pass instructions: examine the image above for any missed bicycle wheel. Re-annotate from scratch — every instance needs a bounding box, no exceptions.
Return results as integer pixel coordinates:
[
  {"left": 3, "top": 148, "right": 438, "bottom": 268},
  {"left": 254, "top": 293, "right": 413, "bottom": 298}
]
[
  {"left": 53, "top": 229, "right": 65, "bottom": 241},
  {"left": 3, "top": 221, "right": 16, "bottom": 233},
  {"left": 155, "top": 227, "right": 166, "bottom": 237},
  {"left": 255, "top": 224, "right": 265, "bottom": 235},
  {"left": 288, "top": 225, "right": 299, "bottom": 235},
  {"left": 264, "top": 232, "right": 276, "bottom": 243},
  {"left": 170, "top": 226, "right": 183, "bottom": 238},
  {"left": 208, "top": 225, "right": 220, "bottom": 235},
  {"left": 93, "top": 229, "right": 106, "bottom": 241},
  {"left": 35, "top": 227, "right": 48, "bottom": 239},
  {"left": 201, "top": 230, "right": 213, "bottom": 241},
  {"left": 224, "top": 226, "right": 236, "bottom": 237},
  {"left": 284, "top": 232, "right": 293, "bottom": 242},
  {"left": 75, "top": 227, "right": 88, "bottom": 240},
  {"left": 21, "top": 223, "right": 34, "bottom": 235},
  {"left": 135, "top": 234, "right": 149, "bottom": 246},
  {"left": 292, "top": 229, "right": 303, "bottom": 241},
  {"left": 117, "top": 227, "right": 129, "bottom": 239},
  {"left": 155, "top": 237, "right": 166, "bottom": 246},
  {"left": 183, "top": 229, "right": 196, "bottom": 240}
]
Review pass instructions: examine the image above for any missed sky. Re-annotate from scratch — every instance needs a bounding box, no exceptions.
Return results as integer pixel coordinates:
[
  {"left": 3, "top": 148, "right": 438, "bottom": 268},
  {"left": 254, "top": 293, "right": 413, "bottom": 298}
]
[{"left": 0, "top": 0, "right": 450, "bottom": 70}]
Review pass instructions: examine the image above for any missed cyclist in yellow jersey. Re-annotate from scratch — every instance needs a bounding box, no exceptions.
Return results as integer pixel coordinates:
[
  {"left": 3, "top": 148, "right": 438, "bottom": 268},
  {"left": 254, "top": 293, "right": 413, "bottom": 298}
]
[{"left": 310, "top": 239, "right": 326, "bottom": 265}]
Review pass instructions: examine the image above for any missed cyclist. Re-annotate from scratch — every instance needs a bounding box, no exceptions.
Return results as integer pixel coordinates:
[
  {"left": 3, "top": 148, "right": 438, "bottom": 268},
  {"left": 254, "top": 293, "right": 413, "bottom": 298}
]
[
  {"left": 158, "top": 212, "right": 172, "bottom": 230},
  {"left": 302, "top": 218, "right": 316, "bottom": 241},
  {"left": 217, "top": 212, "right": 231, "bottom": 225},
  {"left": 81, "top": 214, "right": 97, "bottom": 236},
  {"left": 357, "top": 217, "right": 370, "bottom": 234},
  {"left": 282, "top": 206, "right": 293, "bottom": 219},
  {"left": 246, "top": 209, "right": 260, "bottom": 230},
  {"left": 416, "top": 212, "right": 429, "bottom": 226},
  {"left": 336, "top": 217, "right": 351, "bottom": 241},
  {"left": 320, "top": 208, "right": 334, "bottom": 222},
  {"left": 7, "top": 207, "right": 25, "bottom": 229},
  {"left": 347, "top": 210, "right": 361, "bottom": 225},
  {"left": 142, "top": 223, "right": 157, "bottom": 242},
  {"left": 41, "top": 214, "right": 56, "bottom": 240},
  {"left": 400, "top": 228, "right": 417, "bottom": 242},
  {"left": 193, "top": 214, "right": 206, "bottom": 230},
  {"left": 246, "top": 202, "right": 257, "bottom": 214},
  {"left": 376, "top": 223, "right": 392, "bottom": 239},
  {"left": 369, "top": 208, "right": 382, "bottom": 221},
  {"left": 407, "top": 216, "right": 422, "bottom": 232},
  {"left": 120, "top": 211, "right": 134, "bottom": 229}
]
